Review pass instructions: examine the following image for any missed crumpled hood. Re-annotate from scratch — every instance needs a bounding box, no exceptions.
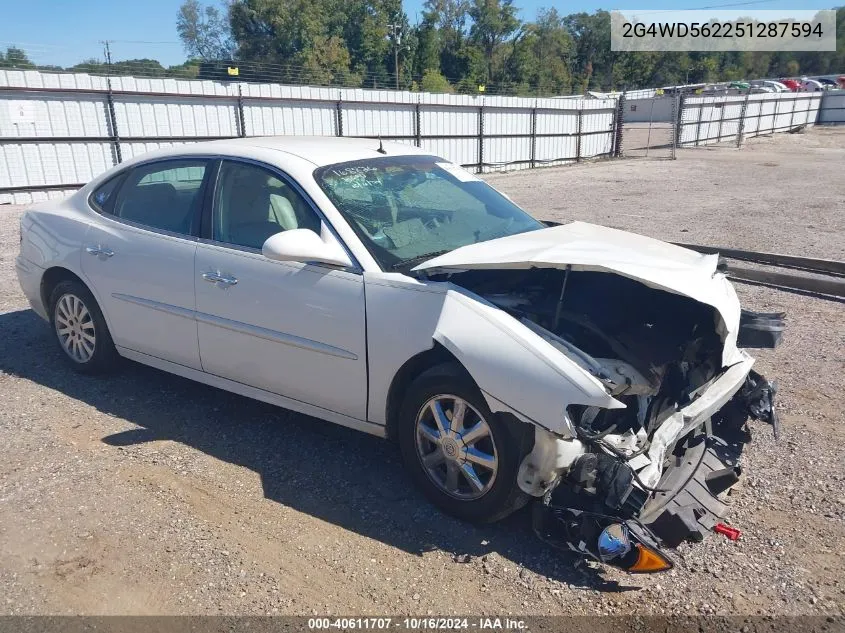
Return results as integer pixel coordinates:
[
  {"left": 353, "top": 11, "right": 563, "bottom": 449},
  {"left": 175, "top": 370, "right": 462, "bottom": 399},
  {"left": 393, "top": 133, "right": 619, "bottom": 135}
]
[{"left": 414, "top": 221, "right": 744, "bottom": 366}]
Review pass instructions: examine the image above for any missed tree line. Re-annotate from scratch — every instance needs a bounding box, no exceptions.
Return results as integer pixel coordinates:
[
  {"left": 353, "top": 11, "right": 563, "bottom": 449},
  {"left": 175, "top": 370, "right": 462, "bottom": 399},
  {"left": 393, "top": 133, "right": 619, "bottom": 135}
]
[{"left": 2, "top": 1, "right": 843, "bottom": 96}]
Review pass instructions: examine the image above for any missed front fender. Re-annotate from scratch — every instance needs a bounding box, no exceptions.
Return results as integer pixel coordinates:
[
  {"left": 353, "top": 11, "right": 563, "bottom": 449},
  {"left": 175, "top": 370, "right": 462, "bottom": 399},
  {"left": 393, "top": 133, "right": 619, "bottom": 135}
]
[
  {"left": 363, "top": 274, "right": 621, "bottom": 435},
  {"left": 432, "top": 289, "right": 623, "bottom": 436}
]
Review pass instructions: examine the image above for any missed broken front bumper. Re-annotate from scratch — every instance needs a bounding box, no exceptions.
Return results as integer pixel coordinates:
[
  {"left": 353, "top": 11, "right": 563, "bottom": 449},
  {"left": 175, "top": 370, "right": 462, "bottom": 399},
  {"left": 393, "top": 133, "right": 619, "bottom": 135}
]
[{"left": 531, "top": 364, "right": 780, "bottom": 570}]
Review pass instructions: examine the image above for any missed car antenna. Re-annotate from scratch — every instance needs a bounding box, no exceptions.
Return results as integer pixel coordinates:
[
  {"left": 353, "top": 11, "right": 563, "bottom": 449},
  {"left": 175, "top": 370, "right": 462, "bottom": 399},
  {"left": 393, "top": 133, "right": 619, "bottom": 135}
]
[{"left": 376, "top": 137, "right": 387, "bottom": 154}]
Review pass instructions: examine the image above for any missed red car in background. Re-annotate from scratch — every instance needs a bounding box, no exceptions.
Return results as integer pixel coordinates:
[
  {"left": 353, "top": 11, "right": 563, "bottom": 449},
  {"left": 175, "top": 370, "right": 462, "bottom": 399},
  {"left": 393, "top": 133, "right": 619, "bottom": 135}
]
[{"left": 780, "top": 79, "right": 801, "bottom": 92}]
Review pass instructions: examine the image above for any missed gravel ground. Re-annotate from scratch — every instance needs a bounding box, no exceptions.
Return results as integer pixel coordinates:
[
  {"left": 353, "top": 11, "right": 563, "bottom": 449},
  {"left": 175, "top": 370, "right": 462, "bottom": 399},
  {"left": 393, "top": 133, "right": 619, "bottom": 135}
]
[
  {"left": 486, "top": 126, "right": 845, "bottom": 260},
  {"left": 0, "top": 128, "right": 843, "bottom": 616}
]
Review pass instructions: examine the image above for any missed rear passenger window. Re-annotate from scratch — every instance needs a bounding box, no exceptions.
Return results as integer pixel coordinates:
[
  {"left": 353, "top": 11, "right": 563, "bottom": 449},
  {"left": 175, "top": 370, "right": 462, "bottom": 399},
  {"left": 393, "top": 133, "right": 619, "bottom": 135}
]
[
  {"left": 89, "top": 174, "right": 125, "bottom": 213},
  {"left": 112, "top": 160, "right": 207, "bottom": 235}
]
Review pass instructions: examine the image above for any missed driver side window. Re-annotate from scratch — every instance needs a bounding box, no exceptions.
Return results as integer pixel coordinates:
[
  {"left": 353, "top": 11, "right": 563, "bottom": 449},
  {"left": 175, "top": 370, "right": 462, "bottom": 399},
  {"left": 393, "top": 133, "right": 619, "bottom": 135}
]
[{"left": 212, "top": 161, "right": 321, "bottom": 250}]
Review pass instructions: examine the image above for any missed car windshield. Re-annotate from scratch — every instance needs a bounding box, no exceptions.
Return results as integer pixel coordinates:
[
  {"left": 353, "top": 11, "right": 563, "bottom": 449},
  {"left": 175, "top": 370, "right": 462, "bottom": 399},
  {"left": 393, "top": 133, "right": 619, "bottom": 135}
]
[{"left": 314, "top": 156, "right": 543, "bottom": 270}]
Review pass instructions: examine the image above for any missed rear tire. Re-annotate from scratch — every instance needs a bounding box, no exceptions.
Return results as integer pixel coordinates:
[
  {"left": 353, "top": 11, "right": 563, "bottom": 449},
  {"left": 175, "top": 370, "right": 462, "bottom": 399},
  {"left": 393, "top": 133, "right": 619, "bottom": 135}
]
[
  {"left": 49, "top": 280, "right": 118, "bottom": 374},
  {"left": 398, "top": 362, "right": 533, "bottom": 523}
]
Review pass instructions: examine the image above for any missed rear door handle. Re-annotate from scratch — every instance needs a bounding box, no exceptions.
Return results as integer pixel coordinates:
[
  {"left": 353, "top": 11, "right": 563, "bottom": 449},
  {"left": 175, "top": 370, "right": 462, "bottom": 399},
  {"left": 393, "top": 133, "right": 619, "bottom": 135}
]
[
  {"left": 85, "top": 245, "right": 114, "bottom": 258},
  {"left": 202, "top": 271, "right": 238, "bottom": 287}
]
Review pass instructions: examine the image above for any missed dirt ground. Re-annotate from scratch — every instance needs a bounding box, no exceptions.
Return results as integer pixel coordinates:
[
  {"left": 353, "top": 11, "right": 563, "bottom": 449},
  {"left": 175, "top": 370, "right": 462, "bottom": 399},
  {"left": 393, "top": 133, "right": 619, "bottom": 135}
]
[{"left": 0, "top": 128, "right": 843, "bottom": 617}]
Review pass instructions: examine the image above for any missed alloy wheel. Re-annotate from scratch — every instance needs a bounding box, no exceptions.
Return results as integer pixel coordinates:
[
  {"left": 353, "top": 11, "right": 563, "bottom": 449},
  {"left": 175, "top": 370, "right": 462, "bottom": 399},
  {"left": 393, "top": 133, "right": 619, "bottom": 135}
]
[
  {"left": 54, "top": 293, "right": 96, "bottom": 363},
  {"left": 415, "top": 394, "right": 499, "bottom": 500}
]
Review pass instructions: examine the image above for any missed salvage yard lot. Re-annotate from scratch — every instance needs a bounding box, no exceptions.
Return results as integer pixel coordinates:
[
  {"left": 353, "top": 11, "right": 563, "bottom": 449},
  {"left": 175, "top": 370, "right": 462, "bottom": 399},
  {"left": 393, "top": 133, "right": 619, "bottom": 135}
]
[{"left": 0, "top": 128, "right": 843, "bottom": 616}]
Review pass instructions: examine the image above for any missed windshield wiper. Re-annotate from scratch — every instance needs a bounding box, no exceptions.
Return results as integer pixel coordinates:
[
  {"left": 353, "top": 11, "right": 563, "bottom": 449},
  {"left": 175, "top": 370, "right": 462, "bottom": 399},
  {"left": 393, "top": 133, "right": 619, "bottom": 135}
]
[{"left": 390, "top": 249, "right": 453, "bottom": 270}]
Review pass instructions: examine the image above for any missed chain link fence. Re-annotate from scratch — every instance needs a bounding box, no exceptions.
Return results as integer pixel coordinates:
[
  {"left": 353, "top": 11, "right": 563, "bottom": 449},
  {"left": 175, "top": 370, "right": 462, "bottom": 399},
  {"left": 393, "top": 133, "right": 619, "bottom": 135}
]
[
  {"left": 678, "top": 92, "right": 823, "bottom": 148},
  {"left": 617, "top": 94, "right": 678, "bottom": 159}
]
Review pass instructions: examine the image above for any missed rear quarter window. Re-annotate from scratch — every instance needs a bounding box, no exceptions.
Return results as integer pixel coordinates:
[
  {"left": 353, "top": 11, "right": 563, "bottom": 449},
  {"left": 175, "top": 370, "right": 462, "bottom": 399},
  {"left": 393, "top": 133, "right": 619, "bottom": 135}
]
[{"left": 88, "top": 174, "right": 125, "bottom": 214}]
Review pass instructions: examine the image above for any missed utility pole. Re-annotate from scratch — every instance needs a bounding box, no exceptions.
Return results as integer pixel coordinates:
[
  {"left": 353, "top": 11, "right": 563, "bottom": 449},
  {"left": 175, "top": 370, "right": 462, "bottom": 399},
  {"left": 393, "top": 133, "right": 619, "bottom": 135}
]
[
  {"left": 100, "top": 40, "right": 113, "bottom": 73},
  {"left": 386, "top": 22, "right": 403, "bottom": 90}
]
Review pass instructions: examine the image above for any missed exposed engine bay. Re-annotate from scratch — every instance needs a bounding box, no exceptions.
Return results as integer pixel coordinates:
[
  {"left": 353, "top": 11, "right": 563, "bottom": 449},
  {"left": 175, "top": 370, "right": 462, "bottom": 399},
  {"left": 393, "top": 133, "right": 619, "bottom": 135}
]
[{"left": 440, "top": 266, "right": 783, "bottom": 572}]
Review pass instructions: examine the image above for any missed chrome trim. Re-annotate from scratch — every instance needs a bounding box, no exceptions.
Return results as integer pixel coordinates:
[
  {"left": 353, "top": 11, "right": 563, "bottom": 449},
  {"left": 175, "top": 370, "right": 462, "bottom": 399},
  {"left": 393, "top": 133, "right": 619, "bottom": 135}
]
[
  {"left": 111, "top": 293, "right": 196, "bottom": 321},
  {"left": 86, "top": 245, "right": 114, "bottom": 257},
  {"left": 111, "top": 292, "right": 357, "bottom": 360},
  {"left": 194, "top": 311, "right": 358, "bottom": 360},
  {"left": 201, "top": 271, "right": 238, "bottom": 286}
]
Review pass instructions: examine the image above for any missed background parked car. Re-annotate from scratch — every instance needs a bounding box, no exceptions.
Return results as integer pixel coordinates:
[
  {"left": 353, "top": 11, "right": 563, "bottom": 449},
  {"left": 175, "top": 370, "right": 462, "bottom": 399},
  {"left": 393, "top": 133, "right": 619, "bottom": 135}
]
[
  {"left": 814, "top": 77, "right": 840, "bottom": 90},
  {"left": 800, "top": 78, "right": 825, "bottom": 92}
]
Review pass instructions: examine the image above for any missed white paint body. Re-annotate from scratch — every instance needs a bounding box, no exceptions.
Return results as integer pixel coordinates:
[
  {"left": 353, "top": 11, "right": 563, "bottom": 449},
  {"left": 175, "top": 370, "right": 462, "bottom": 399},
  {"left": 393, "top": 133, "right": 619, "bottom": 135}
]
[{"left": 15, "top": 137, "right": 755, "bottom": 494}]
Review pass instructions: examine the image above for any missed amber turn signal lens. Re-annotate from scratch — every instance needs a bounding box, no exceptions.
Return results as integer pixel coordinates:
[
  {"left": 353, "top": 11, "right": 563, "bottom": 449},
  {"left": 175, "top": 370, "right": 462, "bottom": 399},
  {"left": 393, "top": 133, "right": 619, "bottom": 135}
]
[{"left": 628, "top": 543, "right": 673, "bottom": 573}]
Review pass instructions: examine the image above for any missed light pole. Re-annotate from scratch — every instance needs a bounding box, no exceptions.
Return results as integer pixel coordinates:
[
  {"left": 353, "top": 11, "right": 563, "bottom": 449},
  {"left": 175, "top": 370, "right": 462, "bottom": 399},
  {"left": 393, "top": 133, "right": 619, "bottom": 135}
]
[{"left": 387, "top": 22, "right": 403, "bottom": 90}]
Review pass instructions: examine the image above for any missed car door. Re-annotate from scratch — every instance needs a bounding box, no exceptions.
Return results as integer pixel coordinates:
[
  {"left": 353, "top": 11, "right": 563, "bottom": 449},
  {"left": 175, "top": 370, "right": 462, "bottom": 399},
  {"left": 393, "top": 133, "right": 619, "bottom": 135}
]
[
  {"left": 194, "top": 159, "right": 368, "bottom": 421},
  {"left": 81, "top": 158, "right": 210, "bottom": 370}
]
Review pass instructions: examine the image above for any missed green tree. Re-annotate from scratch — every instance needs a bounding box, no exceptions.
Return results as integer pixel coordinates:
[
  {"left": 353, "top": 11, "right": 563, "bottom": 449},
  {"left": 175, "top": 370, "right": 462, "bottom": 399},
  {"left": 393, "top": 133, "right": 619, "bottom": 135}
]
[
  {"left": 300, "top": 35, "right": 360, "bottom": 85},
  {"left": 468, "top": 0, "right": 519, "bottom": 84},
  {"left": 564, "top": 11, "right": 612, "bottom": 91},
  {"left": 525, "top": 9, "right": 574, "bottom": 95},
  {"left": 177, "top": 0, "right": 235, "bottom": 60},
  {"left": 420, "top": 68, "right": 453, "bottom": 92},
  {"left": 419, "top": 0, "right": 470, "bottom": 84},
  {"left": 0, "top": 47, "right": 35, "bottom": 69}
]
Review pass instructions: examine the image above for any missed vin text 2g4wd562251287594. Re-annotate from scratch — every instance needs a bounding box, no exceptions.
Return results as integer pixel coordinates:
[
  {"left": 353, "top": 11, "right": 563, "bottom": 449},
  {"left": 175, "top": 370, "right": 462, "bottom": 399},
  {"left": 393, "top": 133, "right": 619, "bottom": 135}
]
[{"left": 15, "top": 137, "right": 783, "bottom": 573}]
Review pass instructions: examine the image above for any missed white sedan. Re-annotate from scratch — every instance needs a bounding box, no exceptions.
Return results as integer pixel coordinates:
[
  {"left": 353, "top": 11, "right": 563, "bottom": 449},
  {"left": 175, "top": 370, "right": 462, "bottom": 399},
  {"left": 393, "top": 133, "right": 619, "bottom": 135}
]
[{"left": 16, "top": 137, "right": 781, "bottom": 572}]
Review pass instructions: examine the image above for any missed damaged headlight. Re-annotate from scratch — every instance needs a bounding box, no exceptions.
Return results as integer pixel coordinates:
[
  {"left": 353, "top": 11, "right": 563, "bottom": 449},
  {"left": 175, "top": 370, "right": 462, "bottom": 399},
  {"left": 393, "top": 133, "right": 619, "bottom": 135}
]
[
  {"left": 597, "top": 523, "right": 673, "bottom": 573},
  {"left": 598, "top": 523, "right": 631, "bottom": 560}
]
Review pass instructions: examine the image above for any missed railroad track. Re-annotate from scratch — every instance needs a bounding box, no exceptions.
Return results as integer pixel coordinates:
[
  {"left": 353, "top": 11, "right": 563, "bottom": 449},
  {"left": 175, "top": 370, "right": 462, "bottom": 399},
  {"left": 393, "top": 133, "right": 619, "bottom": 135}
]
[{"left": 674, "top": 243, "right": 845, "bottom": 299}]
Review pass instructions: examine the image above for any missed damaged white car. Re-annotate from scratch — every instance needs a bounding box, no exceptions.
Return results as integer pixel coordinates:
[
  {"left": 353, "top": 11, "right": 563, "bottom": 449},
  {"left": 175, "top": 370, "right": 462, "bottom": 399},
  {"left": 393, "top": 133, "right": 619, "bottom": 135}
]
[{"left": 16, "top": 138, "right": 782, "bottom": 573}]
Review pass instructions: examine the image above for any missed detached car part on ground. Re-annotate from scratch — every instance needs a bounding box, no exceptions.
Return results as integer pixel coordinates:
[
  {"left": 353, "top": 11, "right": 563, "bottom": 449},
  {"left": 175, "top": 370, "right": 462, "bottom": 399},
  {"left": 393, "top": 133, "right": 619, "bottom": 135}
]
[
  {"left": 411, "top": 223, "right": 783, "bottom": 573},
  {"left": 16, "top": 140, "right": 783, "bottom": 575}
]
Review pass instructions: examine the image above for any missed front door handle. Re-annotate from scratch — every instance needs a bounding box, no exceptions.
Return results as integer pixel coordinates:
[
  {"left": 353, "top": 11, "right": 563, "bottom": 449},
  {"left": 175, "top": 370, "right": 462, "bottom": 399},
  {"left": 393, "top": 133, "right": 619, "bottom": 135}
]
[
  {"left": 85, "top": 245, "right": 114, "bottom": 258},
  {"left": 202, "top": 271, "right": 238, "bottom": 287}
]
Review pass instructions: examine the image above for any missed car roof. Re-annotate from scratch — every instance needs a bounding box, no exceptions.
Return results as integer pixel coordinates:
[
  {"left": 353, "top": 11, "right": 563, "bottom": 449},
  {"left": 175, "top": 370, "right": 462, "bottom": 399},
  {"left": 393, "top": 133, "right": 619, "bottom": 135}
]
[{"left": 202, "top": 136, "right": 430, "bottom": 167}]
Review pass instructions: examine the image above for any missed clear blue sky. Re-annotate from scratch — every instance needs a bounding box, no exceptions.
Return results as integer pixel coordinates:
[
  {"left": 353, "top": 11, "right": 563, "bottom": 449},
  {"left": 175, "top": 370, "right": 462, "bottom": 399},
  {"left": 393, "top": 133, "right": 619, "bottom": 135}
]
[{"left": 0, "top": 0, "right": 824, "bottom": 68}]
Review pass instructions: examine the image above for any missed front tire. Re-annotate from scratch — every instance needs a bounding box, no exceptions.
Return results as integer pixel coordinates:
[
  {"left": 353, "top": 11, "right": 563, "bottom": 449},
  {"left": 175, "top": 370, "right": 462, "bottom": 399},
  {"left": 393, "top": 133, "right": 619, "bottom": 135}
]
[
  {"left": 398, "top": 362, "right": 533, "bottom": 523},
  {"left": 49, "top": 280, "right": 118, "bottom": 374}
]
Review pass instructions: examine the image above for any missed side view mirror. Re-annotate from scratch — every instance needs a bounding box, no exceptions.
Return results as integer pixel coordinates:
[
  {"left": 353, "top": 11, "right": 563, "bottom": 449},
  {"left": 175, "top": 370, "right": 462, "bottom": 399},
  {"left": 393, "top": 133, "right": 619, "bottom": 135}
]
[{"left": 262, "top": 227, "right": 353, "bottom": 268}]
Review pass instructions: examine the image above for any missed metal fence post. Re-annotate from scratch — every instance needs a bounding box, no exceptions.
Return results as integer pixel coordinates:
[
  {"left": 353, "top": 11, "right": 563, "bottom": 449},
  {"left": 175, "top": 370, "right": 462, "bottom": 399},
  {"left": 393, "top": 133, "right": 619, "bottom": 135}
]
[
  {"left": 415, "top": 100, "right": 422, "bottom": 147},
  {"left": 530, "top": 106, "right": 537, "bottom": 169},
  {"left": 670, "top": 93, "right": 680, "bottom": 159},
  {"left": 575, "top": 108, "right": 583, "bottom": 162},
  {"left": 715, "top": 100, "right": 725, "bottom": 143},
  {"left": 613, "top": 94, "right": 626, "bottom": 157},
  {"left": 695, "top": 101, "right": 706, "bottom": 147},
  {"left": 105, "top": 77, "right": 122, "bottom": 164},
  {"left": 236, "top": 84, "right": 246, "bottom": 137},
  {"left": 335, "top": 96, "right": 344, "bottom": 137},
  {"left": 736, "top": 92, "right": 750, "bottom": 148},
  {"left": 788, "top": 94, "right": 797, "bottom": 130},
  {"left": 771, "top": 96, "right": 779, "bottom": 135},
  {"left": 674, "top": 93, "right": 686, "bottom": 150},
  {"left": 477, "top": 104, "right": 484, "bottom": 174}
]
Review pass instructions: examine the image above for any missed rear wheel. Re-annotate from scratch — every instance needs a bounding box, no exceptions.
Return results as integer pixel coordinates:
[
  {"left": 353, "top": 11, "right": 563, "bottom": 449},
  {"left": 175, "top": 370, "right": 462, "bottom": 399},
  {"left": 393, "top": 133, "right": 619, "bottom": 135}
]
[
  {"left": 398, "top": 362, "right": 533, "bottom": 523},
  {"left": 49, "top": 280, "right": 118, "bottom": 374}
]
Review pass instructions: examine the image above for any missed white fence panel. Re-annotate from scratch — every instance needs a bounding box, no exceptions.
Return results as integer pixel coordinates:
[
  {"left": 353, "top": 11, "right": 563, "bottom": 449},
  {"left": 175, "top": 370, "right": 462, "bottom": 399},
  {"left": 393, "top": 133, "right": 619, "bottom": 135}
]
[
  {"left": 343, "top": 103, "right": 415, "bottom": 137},
  {"left": 1, "top": 94, "right": 109, "bottom": 138},
  {"left": 244, "top": 100, "right": 337, "bottom": 136},
  {"left": 678, "top": 92, "right": 822, "bottom": 148},
  {"left": 421, "top": 137, "right": 478, "bottom": 168},
  {"left": 818, "top": 90, "right": 845, "bottom": 124},
  {"left": 113, "top": 96, "right": 238, "bottom": 138}
]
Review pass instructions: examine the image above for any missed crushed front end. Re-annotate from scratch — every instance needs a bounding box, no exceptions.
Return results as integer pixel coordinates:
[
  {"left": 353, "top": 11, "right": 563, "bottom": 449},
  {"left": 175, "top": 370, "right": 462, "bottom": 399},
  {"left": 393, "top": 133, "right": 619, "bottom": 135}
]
[
  {"left": 529, "top": 363, "right": 780, "bottom": 573},
  {"left": 450, "top": 266, "right": 784, "bottom": 572}
]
